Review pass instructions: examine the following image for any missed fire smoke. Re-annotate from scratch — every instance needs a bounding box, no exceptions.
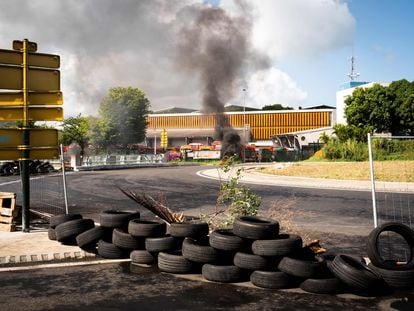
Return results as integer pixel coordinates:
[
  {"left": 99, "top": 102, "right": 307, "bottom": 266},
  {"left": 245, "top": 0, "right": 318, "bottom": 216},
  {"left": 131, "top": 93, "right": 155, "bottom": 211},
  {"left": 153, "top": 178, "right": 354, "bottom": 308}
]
[{"left": 176, "top": 1, "right": 268, "bottom": 156}]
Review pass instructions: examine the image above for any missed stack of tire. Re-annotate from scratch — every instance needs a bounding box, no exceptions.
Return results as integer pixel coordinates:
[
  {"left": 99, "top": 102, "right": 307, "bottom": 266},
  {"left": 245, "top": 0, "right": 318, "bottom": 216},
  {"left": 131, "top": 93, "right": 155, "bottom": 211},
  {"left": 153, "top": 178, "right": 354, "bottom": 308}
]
[
  {"left": 48, "top": 213, "right": 95, "bottom": 247},
  {"left": 156, "top": 219, "right": 209, "bottom": 273},
  {"left": 154, "top": 215, "right": 342, "bottom": 293},
  {"left": 365, "top": 222, "right": 414, "bottom": 292}
]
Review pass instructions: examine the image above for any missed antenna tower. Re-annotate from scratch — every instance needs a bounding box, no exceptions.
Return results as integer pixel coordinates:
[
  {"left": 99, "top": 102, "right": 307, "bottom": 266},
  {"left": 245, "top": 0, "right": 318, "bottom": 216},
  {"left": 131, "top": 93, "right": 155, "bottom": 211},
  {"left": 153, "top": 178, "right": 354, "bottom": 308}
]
[{"left": 348, "top": 55, "right": 360, "bottom": 81}]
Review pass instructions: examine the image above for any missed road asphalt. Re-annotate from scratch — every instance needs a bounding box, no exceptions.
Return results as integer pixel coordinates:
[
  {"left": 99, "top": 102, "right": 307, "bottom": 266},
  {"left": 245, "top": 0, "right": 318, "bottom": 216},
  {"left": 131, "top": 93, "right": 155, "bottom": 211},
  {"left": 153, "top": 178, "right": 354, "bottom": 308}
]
[{"left": 0, "top": 163, "right": 412, "bottom": 268}]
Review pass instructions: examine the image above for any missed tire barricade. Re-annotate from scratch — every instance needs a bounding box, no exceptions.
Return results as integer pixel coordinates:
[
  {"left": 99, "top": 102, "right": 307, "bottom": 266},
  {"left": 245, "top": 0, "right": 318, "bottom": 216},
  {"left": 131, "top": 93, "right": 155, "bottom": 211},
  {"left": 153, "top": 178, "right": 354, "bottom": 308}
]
[{"left": 47, "top": 214, "right": 414, "bottom": 296}]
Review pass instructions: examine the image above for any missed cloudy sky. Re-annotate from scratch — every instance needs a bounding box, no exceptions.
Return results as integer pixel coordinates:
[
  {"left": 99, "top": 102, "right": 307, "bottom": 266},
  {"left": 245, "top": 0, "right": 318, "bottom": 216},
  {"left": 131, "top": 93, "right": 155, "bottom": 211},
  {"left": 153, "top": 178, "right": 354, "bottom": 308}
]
[{"left": 0, "top": 0, "right": 413, "bottom": 117}]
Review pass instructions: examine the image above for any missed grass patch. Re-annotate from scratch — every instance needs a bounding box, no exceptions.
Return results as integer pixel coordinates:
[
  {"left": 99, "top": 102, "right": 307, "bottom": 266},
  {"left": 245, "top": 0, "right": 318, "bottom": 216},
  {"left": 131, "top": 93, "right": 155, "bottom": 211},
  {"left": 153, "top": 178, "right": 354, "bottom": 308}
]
[{"left": 259, "top": 161, "right": 414, "bottom": 182}]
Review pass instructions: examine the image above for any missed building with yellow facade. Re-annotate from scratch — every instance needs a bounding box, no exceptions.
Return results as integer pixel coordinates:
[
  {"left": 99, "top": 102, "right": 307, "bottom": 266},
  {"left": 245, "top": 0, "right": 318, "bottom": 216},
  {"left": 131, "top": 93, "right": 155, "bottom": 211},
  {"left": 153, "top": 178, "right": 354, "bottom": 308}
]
[{"left": 146, "top": 107, "right": 335, "bottom": 148}]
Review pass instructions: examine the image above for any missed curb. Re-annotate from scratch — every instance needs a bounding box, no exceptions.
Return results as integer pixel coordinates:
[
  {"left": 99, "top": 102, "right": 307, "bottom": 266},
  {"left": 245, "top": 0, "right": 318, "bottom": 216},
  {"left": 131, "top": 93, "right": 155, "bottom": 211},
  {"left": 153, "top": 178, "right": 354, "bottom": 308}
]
[{"left": 0, "top": 250, "right": 97, "bottom": 266}]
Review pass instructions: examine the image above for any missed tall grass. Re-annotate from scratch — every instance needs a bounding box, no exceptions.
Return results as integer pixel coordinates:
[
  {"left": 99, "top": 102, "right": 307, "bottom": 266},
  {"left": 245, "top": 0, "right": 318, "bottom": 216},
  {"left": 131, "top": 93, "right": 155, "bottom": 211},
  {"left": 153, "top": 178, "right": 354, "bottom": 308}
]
[{"left": 320, "top": 138, "right": 413, "bottom": 161}]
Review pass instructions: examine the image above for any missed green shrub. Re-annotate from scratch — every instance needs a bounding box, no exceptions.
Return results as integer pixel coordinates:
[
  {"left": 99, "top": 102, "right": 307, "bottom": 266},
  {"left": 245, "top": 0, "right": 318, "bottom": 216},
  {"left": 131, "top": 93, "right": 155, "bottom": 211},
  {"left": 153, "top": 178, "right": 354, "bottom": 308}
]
[
  {"left": 372, "top": 139, "right": 414, "bottom": 160},
  {"left": 200, "top": 155, "right": 261, "bottom": 229},
  {"left": 322, "top": 138, "right": 368, "bottom": 161}
]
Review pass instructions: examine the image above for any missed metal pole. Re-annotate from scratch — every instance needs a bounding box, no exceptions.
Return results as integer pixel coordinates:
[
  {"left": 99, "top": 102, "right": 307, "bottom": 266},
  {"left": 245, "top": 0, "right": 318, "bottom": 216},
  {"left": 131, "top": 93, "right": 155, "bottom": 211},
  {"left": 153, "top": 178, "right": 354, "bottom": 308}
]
[
  {"left": 154, "top": 133, "right": 157, "bottom": 156},
  {"left": 21, "top": 39, "right": 30, "bottom": 232},
  {"left": 368, "top": 133, "right": 378, "bottom": 228},
  {"left": 243, "top": 88, "right": 246, "bottom": 162},
  {"left": 60, "top": 144, "right": 69, "bottom": 214}
]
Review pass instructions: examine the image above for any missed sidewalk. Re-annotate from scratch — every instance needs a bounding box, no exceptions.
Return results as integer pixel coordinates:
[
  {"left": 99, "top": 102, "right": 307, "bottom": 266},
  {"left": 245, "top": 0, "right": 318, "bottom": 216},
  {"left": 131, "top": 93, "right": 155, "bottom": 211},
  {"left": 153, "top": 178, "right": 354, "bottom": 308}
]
[
  {"left": 0, "top": 228, "right": 97, "bottom": 268},
  {"left": 197, "top": 163, "right": 414, "bottom": 193}
]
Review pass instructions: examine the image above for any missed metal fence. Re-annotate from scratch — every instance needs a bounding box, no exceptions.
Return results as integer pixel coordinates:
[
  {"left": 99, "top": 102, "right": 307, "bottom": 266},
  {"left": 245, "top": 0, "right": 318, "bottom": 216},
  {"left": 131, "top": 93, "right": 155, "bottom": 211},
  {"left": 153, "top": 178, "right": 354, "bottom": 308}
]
[{"left": 368, "top": 134, "right": 414, "bottom": 263}]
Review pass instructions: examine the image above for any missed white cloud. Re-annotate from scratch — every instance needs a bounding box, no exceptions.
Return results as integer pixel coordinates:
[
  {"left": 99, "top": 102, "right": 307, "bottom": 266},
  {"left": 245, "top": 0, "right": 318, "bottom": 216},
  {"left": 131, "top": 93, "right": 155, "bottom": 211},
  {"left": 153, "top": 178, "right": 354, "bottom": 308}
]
[
  {"left": 221, "top": 0, "right": 354, "bottom": 108},
  {"left": 250, "top": 0, "right": 355, "bottom": 60},
  {"left": 229, "top": 67, "right": 307, "bottom": 108}
]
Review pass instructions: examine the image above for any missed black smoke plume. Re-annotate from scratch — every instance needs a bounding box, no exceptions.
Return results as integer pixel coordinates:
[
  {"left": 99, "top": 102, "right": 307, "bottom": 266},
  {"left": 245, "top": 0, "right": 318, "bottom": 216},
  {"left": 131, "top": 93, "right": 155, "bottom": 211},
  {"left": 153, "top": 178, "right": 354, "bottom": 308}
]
[{"left": 176, "top": 1, "right": 266, "bottom": 157}]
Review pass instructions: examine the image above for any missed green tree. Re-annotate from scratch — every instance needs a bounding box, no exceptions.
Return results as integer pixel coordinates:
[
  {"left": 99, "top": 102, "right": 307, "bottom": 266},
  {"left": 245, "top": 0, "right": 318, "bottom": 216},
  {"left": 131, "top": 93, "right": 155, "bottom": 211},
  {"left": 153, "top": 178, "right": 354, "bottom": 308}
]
[
  {"left": 387, "top": 79, "right": 414, "bottom": 135},
  {"left": 344, "top": 80, "right": 414, "bottom": 135},
  {"left": 87, "top": 116, "right": 111, "bottom": 152},
  {"left": 60, "top": 114, "right": 90, "bottom": 162},
  {"left": 98, "top": 87, "right": 150, "bottom": 147},
  {"left": 262, "top": 104, "right": 293, "bottom": 110}
]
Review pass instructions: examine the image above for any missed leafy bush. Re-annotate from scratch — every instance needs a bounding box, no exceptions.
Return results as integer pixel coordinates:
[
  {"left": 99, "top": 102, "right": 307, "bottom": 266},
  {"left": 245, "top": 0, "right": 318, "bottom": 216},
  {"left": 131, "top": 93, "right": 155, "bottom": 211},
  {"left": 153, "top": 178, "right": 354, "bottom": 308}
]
[
  {"left": 322, "top": 139, "right": 368, "bottom": 161},
  {"left": 372, "top": 139, "right": 414, "bottom": 160},
  {"left": 201, "top": 155, "right": 261, "bottom": 229}
]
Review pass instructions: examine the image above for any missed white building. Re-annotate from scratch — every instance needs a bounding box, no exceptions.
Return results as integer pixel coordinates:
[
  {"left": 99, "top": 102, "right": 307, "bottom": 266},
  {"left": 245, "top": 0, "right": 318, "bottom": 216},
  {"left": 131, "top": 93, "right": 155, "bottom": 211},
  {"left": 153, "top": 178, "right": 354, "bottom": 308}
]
[{"left": 336, "top": 81, "right": 389, "bottom": 124}]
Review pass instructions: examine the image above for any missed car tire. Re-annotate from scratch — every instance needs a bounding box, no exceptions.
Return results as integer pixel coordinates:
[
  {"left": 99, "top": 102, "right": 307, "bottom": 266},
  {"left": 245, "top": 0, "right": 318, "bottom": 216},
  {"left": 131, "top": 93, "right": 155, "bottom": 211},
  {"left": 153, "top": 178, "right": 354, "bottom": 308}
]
[
  {"left": 330, "top": 254, "right": 386, "bottom": 294},
  {"left": 145, "top": 235, "right": 183, "bottom": 253},
  {"left": 278, "top": 256, "right": 331, "bottom": 279},
  {"left": 128, "top": 218, "right": 166, "bottom": 237},
  {"left": 300, "top": 277, "right": 344, "bottom": 294},
  {"left": 233, "top": 216, "right": 279, "bottom": 240},
  {"left": 250, "top": 270, "right": 300, "bottom": 289},
  {"left": 252, "top": 234, "right": 303, "bottom": 257},
  {"left": 158, "top": 251, "right": 197, "bottom": 274},
  {"left": 131, "top": 250, "right": 157, "bottom": 265},
  {"left": 202, "top": 264, "right": 241, "bottom": 283},
  {"left": 209, "top": 229, "right": 247, "bottom": 252},
  {"left": 97, "top": 239, "right": 128, "bottom": 259},
  {"left": 367, "top": 222, "right": 414, "bottom": 270},
  {"left": 234, "top": 252, "right": 275, "bottom": 271},
  {"left": 49, "top": 213, "right": 82, "bottom": 229},
  {"left": 368, "top": 263, "right": 414, "bottom": 289},
  {"left": 55, "top": 219, "right": 95, "bottom": 242},
  {"left": 169, "top": 220, "right": 209, "bottom": 238},
  {"left": 182, "top": 237, "right": 220, "bottom": 264},
  {"left": 112, "top": 228, "right": 145, "bottom": 250},
  {"left": 99, "top": 210, "right": 140, "bottom": 229},
  {"left": 76, "top": 226, "right": 105, "bottom": 249}
]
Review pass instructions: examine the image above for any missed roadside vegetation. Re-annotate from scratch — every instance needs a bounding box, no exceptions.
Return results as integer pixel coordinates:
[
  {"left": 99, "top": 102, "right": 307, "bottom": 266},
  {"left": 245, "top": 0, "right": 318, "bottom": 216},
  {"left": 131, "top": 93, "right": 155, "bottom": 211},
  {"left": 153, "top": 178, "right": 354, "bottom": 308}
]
[
  {"left": 258, "top": 161, "right": 414, "bottom": 182},
  {"left": 259, "top": 80, "right": 414, "bottom": 183}
]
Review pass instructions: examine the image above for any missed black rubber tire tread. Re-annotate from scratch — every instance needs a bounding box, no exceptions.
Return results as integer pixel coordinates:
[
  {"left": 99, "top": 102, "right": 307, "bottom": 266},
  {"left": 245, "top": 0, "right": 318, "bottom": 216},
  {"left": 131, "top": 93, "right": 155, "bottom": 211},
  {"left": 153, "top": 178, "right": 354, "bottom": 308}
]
[
  {"left": 48, "top": 228, "right": 56, "bottom": 240},
  {"left": 55, "top": 219, "right": 95, "bottom": 242},
  {"left": 367, "top": 222, "right": 414, "bottom": 270},
  {"left": 112, "top": 228, "right": 145, "bottom": 250},
  {"left": 158, "top": 251, "right": 196, "bottom": 274},
  {"left": 99, "top": 210, "right": 140, "bottom": 228},
  {"left": 233, "top": 216, "right": 279, "bottom": 240},
  {"left": 202, "top": 264, "right": 241, "bottom": 283},
  {"left": 128, "top": 218, "right": 166, "bottom": 237},
  {"left": 278, "top": 256, "right": 331, "bottom": 279},
  {"left": 145, "top": 235, "right": 182, "bottom": 252},
  {"left": 368, "top": 263, "right": 414, "bottom": 289},
  {"left": 234, "top": 252, "right": 275, "bottom": 271},
  {"left": 76, "top": 226, "right": 105, "bottom": 249},
  {"left": 130, "top": 250, "right": 157, "bottom": 265},
  {"left": 49, "top": 213, "right": 82, "bottom": 229},
  {"left": 182, "top": 238, "right": 220, "bottom": 263},
  {"left": 250, "top": 270, "right": 300, "bottom": 289},
  {"left": 209, "top": 229, "right": 246, "bottom": 252},
  {"left": 97, "top": 239, "right": 127, "bottom": 259},
  {"left": 330, "top": 254, "right": 384, "bottom": 292},
  {"left": 169, "top": 220, "right": 209, "bottom": 238},
  {"left": 252, "top": 234, "right": 303, "bottom": 257},
  {"left": 300, "top": 277, "right": 344, "bottom": 294}
]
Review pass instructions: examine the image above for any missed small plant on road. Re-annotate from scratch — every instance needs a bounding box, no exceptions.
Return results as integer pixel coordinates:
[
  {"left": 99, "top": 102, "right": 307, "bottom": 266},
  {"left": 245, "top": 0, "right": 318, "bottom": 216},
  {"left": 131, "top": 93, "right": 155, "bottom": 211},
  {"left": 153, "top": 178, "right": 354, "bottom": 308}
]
[{"left": 201, "top": 155, "right": 261, "bottom": 230}]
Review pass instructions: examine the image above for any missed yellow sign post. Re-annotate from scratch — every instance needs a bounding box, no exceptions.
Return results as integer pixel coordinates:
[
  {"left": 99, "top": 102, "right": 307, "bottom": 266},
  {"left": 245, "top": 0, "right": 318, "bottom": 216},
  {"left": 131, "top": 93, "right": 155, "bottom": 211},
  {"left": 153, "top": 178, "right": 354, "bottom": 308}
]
[
  {"left": 0, "top": 48, "right": 60, "bottom": 68},
  {"left": 0, "top": 106, "right": 63, "bottom": 121},
  {"left": 0, "top": 91, "right": 63, "bottom": 106},
  {"left": 0, "top": 39, "right": 64, "bottom": 232}
]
